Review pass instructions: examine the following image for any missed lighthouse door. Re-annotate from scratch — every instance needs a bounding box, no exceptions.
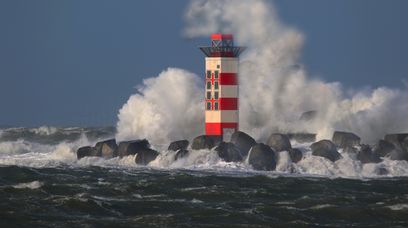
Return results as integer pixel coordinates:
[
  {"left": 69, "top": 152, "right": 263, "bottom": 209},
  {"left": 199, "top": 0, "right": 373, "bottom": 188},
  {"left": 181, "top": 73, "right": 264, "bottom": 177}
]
[{"left": 223, "top": 128, "right": 235, "bottom": 142}]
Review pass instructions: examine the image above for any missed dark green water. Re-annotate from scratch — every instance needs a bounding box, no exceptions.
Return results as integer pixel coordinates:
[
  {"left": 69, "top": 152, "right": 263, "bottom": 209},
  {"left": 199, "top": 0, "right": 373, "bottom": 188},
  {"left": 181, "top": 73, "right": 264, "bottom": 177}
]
[{"left": 1, "top": 165, "right": 408, "bottom": 227}]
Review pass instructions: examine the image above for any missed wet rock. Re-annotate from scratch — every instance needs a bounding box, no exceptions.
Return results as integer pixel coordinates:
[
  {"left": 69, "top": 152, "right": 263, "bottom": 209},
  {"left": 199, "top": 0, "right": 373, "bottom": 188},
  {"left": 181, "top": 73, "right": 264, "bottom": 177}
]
[
  {"left": 373, "top": 140, "right": 396, "bottom": 157},
  {"left": 357, "top": 145, "right": 381, "bottom": 164},
  {"left": 267, "top": 133, "right": 291, "bottom": 152},
  {"left": 215, "top": 142, "right": 243, "bottom": 162},
  {"left": 388, "top": 149, "right": 408, "bottom": 161},
  {"left": 384, "top": 134, "right": 408, "bottom": 150},
  {"left": 94, "top": 139, "right": 117, "bottom": 158},
  {"left": 116, "top": 139, "right": 150, "bottom": 158},
  {"left": 289, "top": 148, "right": 303, "bottom": 163},
  {"left": 135, "top": 148, "right": 159, "bottom": 165},
  {"left": 287, "top": 133, "right": 316, "bottom": 143},
  {"left": 175, "top": 149, "right": 189, "bottom": 160},
  {"left": 168, "top": 140, "right": 189, "bottom": 152},
  {"left": 332, "top": 131, "right": 361, "bottom": 148},
  {"left": 247, "top": 143, "right": 276, "bottom": 171},
  {"left": 230, "top": 131, "right": 256, "bottom": 157},
  {"left": 77, "top": 146, "right": 98, "bottom": 159},
  {"left": 311, "top": 140, "right": 341, "bottom": 162},
  {"left": 191, "top": 135, "right": 221, "bottom": 150}
]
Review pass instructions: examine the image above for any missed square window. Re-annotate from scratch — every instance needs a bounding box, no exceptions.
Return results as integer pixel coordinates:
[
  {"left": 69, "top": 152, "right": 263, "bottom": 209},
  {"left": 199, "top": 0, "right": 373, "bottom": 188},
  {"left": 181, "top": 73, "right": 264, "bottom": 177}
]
[
  {"left": 214, "top": 82, "right": 219, "bottom": 90},
  {"left": 217, "top": 65, "right": 220, "bottom": 69},
  {"left": 214, "top": 70, "right": 219, "bottom": 79},
  {"left": 207, "top": 81, "right": 211, "bottom": 90},
  {"left": 206, "top": 70, "right": 211, "bottom": 79},
  {"left": 206, "top": 91, "right": 211, "bottom": 99},
  {"left": 214, "top": 102, "right": 219, "bottom": 110},
  {"left": 206, "top": 102, "right": 212, "bottom": 110},
  {"left": 214, "top": 91, "right": 219, "bottom": 99}
]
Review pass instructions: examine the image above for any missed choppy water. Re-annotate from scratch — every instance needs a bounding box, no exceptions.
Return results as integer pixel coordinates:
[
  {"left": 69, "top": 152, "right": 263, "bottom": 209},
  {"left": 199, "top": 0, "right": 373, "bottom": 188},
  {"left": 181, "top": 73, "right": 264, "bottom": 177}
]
[{"left": 1, "top": 126, "right": 408, "bottom": 227}]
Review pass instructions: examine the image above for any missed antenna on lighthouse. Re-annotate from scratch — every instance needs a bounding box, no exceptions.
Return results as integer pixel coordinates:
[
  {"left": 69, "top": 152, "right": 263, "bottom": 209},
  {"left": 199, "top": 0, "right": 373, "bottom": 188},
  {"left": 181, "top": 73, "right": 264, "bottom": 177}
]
[{"left": 199, "top": 34, "right": 245, "bottom": 141}]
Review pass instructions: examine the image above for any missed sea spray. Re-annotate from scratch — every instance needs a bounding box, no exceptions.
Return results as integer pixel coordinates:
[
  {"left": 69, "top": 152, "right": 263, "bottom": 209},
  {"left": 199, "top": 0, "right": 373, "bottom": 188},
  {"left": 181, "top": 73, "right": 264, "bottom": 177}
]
[{"left": 116, "top": 0, "right": 408, "bottom": 147}]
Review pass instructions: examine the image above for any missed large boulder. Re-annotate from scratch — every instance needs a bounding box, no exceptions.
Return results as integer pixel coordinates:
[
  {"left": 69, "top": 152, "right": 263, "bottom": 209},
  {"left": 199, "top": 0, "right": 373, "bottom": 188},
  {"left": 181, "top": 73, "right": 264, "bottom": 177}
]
[
  {"left": 116, "top": 139, "right": 150, "bottom": 158},
  {"left": 311, "top": 140, "right": 341, "bottom": 162},
  {"left": 77, "top": 146, "right": 98, "bottom": 159},
  {"left": 373, "top": 140, "right": 396, "bottom": 157},
  {"left": 191, "top": 135, "right": 221, "bottom": 150},
  {"left": 267, "top": 133, "right": 292, "bottom": 152},
  {"left": 287, "top": 133, "right": 316, "bottom": 143},
  {"left": 289, "top": 148, "right": 303, "bottom": 163},
  {"left": 384, "top": 134, "right": 408, "bottom": 150},
  {"left": 247, "top": 143, "right": 276, "bottom": 171},
  {"left": 135, "top": 148, "right": 159, "bottom": 165},
  {"left": 168, "top": 140, "right": 189, "bottom": 152},
  {"left": 94, "top": 139, "right": 117, "bottom": 158},
  {"left": 388, "top": 149, "right": 408, "bottom": 161},
  {"left": 215, "top": 142, "right": 244, "bottom": 162},
  {"left": 332, "top": 131, "right": 361, "bottom": 149},
  {"left": 357, "top": 145, "right": 381, "bottom": 164},
  {"left": 230, "top": 131, "right": 256, "bottom": 157}
]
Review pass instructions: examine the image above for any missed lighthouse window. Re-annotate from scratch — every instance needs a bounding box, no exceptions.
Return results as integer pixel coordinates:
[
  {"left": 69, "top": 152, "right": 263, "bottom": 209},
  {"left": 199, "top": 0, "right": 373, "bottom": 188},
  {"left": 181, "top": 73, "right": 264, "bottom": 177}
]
[
  {"left": 214, "top": 91, "right": 219, "bottom": 99},
  {"left": 214, "top": 102, "right": 219, "bottom": 110},
  {"left": 214, "top": 81, "right": 219, "bottom": 90},
  {"left": 206, "top": 91, "right": 211, "bottom": 99},
  {"left": 206, "top": 70, "right": 211, "bottom": 79},
  {"left": 206, "top": 81, "right": 211, "bottom": 89},
  {"left": 214, "top": 70, "right": 219, "bottom": 79},
  {"left": 206, "top": 102, "right": 212, "bottom": 110},
  {"left": 217, "top": 64, "right": 220, "bottom": 69}
]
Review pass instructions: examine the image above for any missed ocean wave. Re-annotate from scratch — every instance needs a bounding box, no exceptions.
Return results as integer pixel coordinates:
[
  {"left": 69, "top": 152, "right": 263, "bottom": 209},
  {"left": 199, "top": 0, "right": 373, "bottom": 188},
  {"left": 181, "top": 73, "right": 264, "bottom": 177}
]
[{"left": 12, "top": 180, "right": 43, "bottom": 189}]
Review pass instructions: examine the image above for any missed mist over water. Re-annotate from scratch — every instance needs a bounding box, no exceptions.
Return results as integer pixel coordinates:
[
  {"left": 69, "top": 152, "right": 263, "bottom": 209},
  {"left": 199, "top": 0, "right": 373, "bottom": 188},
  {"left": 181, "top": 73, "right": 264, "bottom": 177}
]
[{"left": 116, "top": 0, "right": 408, "bottom": 146}]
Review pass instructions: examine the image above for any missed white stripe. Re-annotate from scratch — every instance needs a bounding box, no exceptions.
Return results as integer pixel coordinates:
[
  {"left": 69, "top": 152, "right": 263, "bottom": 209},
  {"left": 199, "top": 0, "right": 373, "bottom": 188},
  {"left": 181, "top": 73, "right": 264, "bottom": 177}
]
[
  {"left": 205, "top": 110, "right": 238, "bottom": 123},
  {"left": 220, "top": 85, "right": 238, "bottom": 98},
  {"left": 205, "top": 57, "right": 238, "bottom": 73}
]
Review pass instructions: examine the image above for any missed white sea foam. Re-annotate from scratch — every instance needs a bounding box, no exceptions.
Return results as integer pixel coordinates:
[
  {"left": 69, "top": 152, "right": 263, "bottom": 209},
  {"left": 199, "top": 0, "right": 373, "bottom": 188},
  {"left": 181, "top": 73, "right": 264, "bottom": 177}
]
[{"left": 13, "top": 181, "right": 43, "bottom": 189}]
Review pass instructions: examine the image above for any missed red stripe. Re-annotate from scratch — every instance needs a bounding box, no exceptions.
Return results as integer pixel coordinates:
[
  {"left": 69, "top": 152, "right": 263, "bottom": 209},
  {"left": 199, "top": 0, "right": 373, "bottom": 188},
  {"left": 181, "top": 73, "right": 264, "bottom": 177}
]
[
  {"left": 211, "top": 34, "right": 233, "bottom": 40},
  {"left": 220, "top": 73, "right": 237, "bottom": 85},
  {"left": 205, "top": 123, "right": 238, "bottom": 136},
  {"left": 219, "top": 98, "right": 238, "bottom": 110}
]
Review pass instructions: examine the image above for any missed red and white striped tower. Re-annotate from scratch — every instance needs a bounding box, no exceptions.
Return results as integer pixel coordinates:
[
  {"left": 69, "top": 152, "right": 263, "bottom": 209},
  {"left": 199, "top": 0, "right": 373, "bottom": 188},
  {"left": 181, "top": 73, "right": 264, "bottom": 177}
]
[{"left": 200, "top": 34, "right": 245, "bottom": 141}]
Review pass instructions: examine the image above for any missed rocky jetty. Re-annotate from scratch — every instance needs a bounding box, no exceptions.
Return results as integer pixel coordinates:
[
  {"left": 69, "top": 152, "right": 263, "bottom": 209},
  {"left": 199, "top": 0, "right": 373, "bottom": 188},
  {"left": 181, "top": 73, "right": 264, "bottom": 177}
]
[
  {"left": 267, "top": 133, "right": 291, "bottom": 152},
  {"left": 191, "top": 135, "right": 221, "bottom": 150}
]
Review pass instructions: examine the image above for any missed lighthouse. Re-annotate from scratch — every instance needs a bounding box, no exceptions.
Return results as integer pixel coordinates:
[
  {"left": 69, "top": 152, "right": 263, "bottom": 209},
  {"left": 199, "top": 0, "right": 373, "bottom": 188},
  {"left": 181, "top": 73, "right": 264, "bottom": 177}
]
[{"left": 200, "top": 34, "right": 245, "bottom": 141}]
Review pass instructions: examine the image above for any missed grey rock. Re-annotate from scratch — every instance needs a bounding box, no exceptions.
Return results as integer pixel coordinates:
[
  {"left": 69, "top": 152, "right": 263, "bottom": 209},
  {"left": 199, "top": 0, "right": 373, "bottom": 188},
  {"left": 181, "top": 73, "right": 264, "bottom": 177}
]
[
  {"left": 384, "top": 134, "right": 408, "bottom": 150},
  {"left": 215, "top": 142, "right": 244, "bottom": 162},
  {"left": 267, "top": 133, "right": 292, "bottom": 152},
  {"left": 116, "top": 139, "right": 150, "bottom": 158},
  {"left": 135, "top": 148, "right": 159, "bottom": 165},
  {"left": 191, "top": 135, "right": 221, "bottom": 150},
  {"left": 247, "top": 143, "right": 276, "bottom": 171},
  {"left": 289, "top": 148, "right": 303, "bottom": 163},
  {"left": 357, "top": 145, "right": 381, "bottom": 164},
  {"left": 287, "top": 133, "right": 316, "bottom": 143},
  {"left": 168, "top": 140, "right": 189, "bottom": 152},
  {"left": 175, "top": 149, "right": 189, "bottom": 160},
  {"left": 332, "top": 131, "right": 361, "bottom": 148},
  {"left": 94, "top": 139, "right": 117, "bottom": 158},
  {"left": 311, "top": 140, "right": 341, "bottom": 162},
  {"left": 374, "top": 140, "right": 396, "bottom": 157},
  {"left": 77, "top": 146, "right": 98, "bottom": 159},
  {"left": 388, "top": 149, "right": 408, "bottom": 161},
  {"left": 230, "top": 131, "right": 256, "bottom": 157}
]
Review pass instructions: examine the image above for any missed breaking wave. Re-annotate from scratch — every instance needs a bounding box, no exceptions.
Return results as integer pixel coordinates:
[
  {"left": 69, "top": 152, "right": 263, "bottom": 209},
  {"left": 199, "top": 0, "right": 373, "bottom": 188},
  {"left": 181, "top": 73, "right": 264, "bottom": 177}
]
[{"left": 1, "top": 126, "right": 408, "bottom": 179}]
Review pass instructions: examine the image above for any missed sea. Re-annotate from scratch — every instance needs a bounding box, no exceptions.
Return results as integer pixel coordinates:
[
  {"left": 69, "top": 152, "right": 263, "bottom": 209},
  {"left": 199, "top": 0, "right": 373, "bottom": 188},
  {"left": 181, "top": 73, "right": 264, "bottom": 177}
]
[{"left": 1, "top": 126, "right": 408, "bottom": 227}]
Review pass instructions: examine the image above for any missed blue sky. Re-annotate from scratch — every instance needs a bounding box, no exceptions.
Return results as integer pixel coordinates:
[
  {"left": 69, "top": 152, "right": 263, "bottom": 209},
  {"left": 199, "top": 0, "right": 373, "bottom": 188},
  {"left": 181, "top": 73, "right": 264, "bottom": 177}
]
[{"left": 0, "top": 0, "right": 407, "bottom": 127}]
